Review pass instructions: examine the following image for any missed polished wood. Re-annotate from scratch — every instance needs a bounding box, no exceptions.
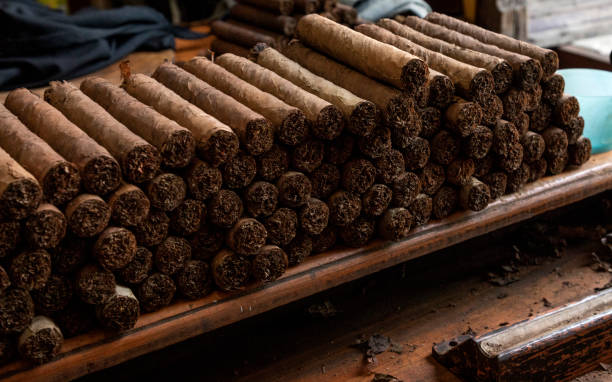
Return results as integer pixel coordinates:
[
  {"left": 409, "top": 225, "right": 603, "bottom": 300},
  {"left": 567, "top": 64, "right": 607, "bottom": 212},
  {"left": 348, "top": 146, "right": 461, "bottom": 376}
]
[{"left": 1, "top": 152, "right": 611, "bottom": 382}]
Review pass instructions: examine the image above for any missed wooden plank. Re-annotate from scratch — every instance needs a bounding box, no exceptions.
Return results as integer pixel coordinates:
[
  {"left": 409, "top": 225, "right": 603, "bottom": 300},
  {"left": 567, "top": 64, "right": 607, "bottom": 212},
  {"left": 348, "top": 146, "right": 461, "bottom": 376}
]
[{"left": 0, "top": 151, "right": 611, "bottom": 381}]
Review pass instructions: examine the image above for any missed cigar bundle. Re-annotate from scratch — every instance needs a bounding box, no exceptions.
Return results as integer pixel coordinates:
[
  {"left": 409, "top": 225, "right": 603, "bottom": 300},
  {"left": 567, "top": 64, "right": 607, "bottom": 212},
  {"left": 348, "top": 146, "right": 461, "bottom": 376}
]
[{"left": 0, "top": 12, "right": 589, "bottom": 366}]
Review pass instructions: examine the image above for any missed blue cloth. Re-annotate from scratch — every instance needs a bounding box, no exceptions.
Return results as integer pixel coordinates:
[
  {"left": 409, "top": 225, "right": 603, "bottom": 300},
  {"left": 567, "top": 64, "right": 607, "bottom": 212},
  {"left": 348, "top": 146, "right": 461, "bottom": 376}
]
[{"left": 0, "top": 0, "right": 205, "bottom": 90}]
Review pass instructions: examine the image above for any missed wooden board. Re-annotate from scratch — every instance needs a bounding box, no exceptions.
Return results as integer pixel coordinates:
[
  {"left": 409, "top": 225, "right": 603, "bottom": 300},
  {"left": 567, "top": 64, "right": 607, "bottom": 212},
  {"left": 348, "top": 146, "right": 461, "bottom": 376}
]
[{"left": 1, "top": 151, "right": 611, "bottom": 381}]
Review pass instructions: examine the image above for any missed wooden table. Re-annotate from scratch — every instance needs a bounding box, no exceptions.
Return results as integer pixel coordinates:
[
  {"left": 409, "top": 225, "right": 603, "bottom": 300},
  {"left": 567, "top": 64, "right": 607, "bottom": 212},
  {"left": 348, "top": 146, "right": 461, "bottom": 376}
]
[{"left": 2, "top": 151, "right": 611, "bottom": 382}]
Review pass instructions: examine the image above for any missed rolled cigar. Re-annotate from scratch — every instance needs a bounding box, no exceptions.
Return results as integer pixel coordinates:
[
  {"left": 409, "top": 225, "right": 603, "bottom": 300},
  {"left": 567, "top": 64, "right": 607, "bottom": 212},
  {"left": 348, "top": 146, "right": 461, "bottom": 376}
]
[
  {"left": 529, "top": 158, "right": 548, "bottom": 182},
  {"left": 227, "top": 218, "right": 267, "bottom": 255},
  {"left": 153, "top": 62, "right": 273, "bottom": 156},
  {"left": 294, "top": 0, "right": 319, "bottom": 13},
  {"left": 482, "top": 172, "right": 508, "bottom": 200},
  {"left": 296, "top": 14, "right": 428, "bottom": 92},
  {"left": 230, "top": 4, "right": 296, "bottom": 36},
  {"left": 447, "top": 158, "right": 476, "bottom": 186},
  {"left": 133, "top": 209, "right": 169, "bottom": 247},
  {"left": 299, "top": 198, "right": 329, "bottom": 235},
  {"left": 323, "top": 0, "right": 337, "bottom": 12},
  {"left": 524, "top": 84, "right": 542, "bottom": 112},
  {"left": 216, "top": 53, "right": 343, "bottom": 141},
  {"left": 547, "top": 151, "right": 569, "bottom": 175},
  {"left": 176, "top": 260, "right": 213, "bottom": 299},
  {"left": 408, "top": 193, "right": 433, "bottom": 227},
  {"left": 340, "top": 217, "right": 375, "bottom": 247},
  {"left": 419, "top": 107, "right": 441, "bottom": 139},
  {"left": 311, "top": 226, "right": 337, "bottom": 253},
  {"left": 310, "top": 163, "right": 341, "bottom": 199},
  {"left": 277, "top": 171, "right": 312, "bottom": 207},
  {"left": 506, "top": 162, "right": 531, "bottom": 193},
  {"left": 553, "top": 94, "right": 580, "bottom": 126},
  {"left": 342, "top": 159, "right": 376, "bottom": 194},
  {"left": 227, "top": 18, "right": 289, "bottom": 42},
  {"left": 252, "top": 245, "right": 288, "bottom": 283},
  {"left": 432, "top": 186, "right": 458, "bottom": 219},
  {"left": 251, "top": 44, "right": 376, "bottom": 137},
  {"left": 257, "top": 144, "right": 290, "bottom": 182},
  {"left": 0, "top": 288, "right": 34, "bottom": 334},
  {"left": 190, "top": 223, "right": 225, "bottom": 260},
  {"left": 183, "top": 57, "right": 308, "bottom": 146},
  {"left": 358, "top": 22, "right": 494, "bottom": 105},
  {"left": 93, "top": 227, "right": 136, "bottom": 271},
  {"left": 392, "top": 172, "right": 421, "bottom": 208},
  {"left": 292, "top": 139, "right": 325, "bottom": 173},
  {"left": 403, "top": 15, "right": 542, "bottom": 89},
  {"left": 138, "top": 273, "right": 176, "bottom": 312},
  {"left": 563, "top": 116, "right": 585, "bottom": 145},
  {"left": 18, "top": 316, "right": 63, "bottom": 364},
  {"left": 211, "top": 250, "right": 251, "bottom": 291},
  {"left": 463, "top": 125, "right": 493, "bottom": 159},
  {"left": 0, "top": 266, "right": 9, "bottom": 294},
  {"left": 9, "top": 249, "right": 51, "bottom": 290},
  {"left": 530, "top": 102, "right": 553, "bottom": 132},
  {"left": 184, "top": 159, "right": 222, "bottom": 201},
  {"left": 492, "top": 119, "right": 520, "bottom": 157},
  {"left": 211, "top": 21, "right": 277, "bottom": 49},
  {"left": 75, "top": 264, "right": 115, "bottom": 305},
  {"left": 154, "top": 236, "right": 191, "bottom": 276},
  {"left": 521, "top": 131, "right": 546, "bottom": 163},
  {"left": 326, "top": 134, "right": 355, "bottom": 165},
  {"left": 419, "top": 162, "right": 446, "bottom": 196},
  {"left": 107, "top": 184, "right": 149, "bottom": 227},
  {"left": 283, "top": 233, "right": 312, "bottom": 266},
  {"left": 211, "top": 39, "right": 251, "bottom": 58},
  {"left": 431, "top": 130, "right": 460, "bottom": 165},
  {"left": 424, "top": 71, "right": 456, "bottom": 109},
  {"left": 0, "top": 335, "right": 14, "bottom": 365},
  {"left": 5, "top": 89, "right": 120, "bottom": 196},
  {"left": 332, "top": 2, "right": 357, "bottom": 25},
  {"left": 265, "top": 208, "right": 298, "bottom": 246},
  {"left": 542, "top": 74, "right": 565, "bottom": 104},
  {"left": 65, "top": 194, "right": 110, "bottom": 238},
  {"left": 208, "top": 190, "right": 243, "bottom": 229},
  {"left": 358, "top": 126, "right": 392, "bottom": 159},
  {"left": 568, "top": 137, "right": 592, "bottom": 167},
  {"left": 222, "top": 152, "right": 257, "bottom": 189},
  {"left": 81, "top": 77, "right": 195, "bottom": 168},
  {"left": 95, "top": 285, "right": 139, "bottom": 331},
  {"left": 122, "top": 73, "right": 239, "bottom": 167},
  {"left": 502, "top": 88, "right": 528, "bottom": 120},
  {"left": 459, "top": 177, "right": 491, "bottom": 211},
  {"left": 282, "top": 40, "right": 420, "bottom": 133},
  {"left": 474, "top": 154, "right": 494, "bottom": 178},
  {"left": 53, "top": 301, "right": 95, "bottom": 338},
  {"left": 0, "top": 146, "right": 40, "bottom": 220},
  {"left": 51, "top": 235, "right": 89, "bottom": 275},
  {"left": 445, "top": 98, "right": 483, "bottom": 137},
  {"left": 375, "top": 149, "right": 405, "bottom": 184},
  {"left": 147, "top": 173, "right": 187, "bottom": 212},
  {"left": 328, "top": 190, "right": 361, "bottom": 226},
  {"left": 244, "top": 182, "right": 278, "bottom": 219},
  {"left": 24, "top": 204, "right": 66, "bottom": 249},
  {"left": 425, "top": 12, "right": 558, "bottom": 78},
  {"left": 390, "top": 17, "right": 512, "bottom": 94},
  {"left": 362, "top": 184, "right": 392, "bottom": 217},
  {"left": 0, "top": 103, "right": 80, "bottom": 206},
  {"left": 44, "top": 82, "right": 160, "bottom": 183},
  {"left": 480, "top": 94, "right": 504, "bottom": 126},
  {"left": 542, "top": 127, "right": 569, "bottom": 157},
  {"left": 379, "top": 208, "right": 412, "bottom": 241},
  {"left": 0, "top": 220, "right": 20, "bottom": 259},
  {"left": 497, "top": 143, "right": 524, "bottom": 172},
  {"left": 118, "top": 247, "right": 153, "bottom": 285},
  {"left": 510, "top": 112, "right": 529, "bottom": 138}
]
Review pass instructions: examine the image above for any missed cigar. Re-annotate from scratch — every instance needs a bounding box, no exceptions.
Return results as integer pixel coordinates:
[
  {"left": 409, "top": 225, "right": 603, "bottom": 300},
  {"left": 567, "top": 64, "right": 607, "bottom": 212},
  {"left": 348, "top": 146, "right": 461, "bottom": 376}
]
[
  {"left": 0, "top": 146, "right": 42, "bottom": 220},
  {"left": 0, "top": 288, "right": 34, "bottom": 334},
  {"left": 463, "top": 125, "right": 493, "bottom": 159},
  {"left": 51, "top": 235, "right": 89, "bottom": 275},
  {"left": 208, "top": 190, "right": 243, "bottom": 229},
  {"left": 133, "top": 209, "right": 169, "bottom": 247},
  {"left": 0, "top": 220, "right": 20, "bottom": 259},
  {"left": 299, "top": 198, "right": 329, "bottom": 235},
  {"left": 138, "top": 273, "right": 176, "bottom": 312},
  {"left": 311, "top": 226, "right": 337, "bottom": 254},
  {"left": 529, "top": 159, "right": 548, "bottom": 182},
  {"left": 542, "top": 74, "right": 564, "bottom": 104},
  {"left": 65, "top": 194, "right": 110, "bottom": 238},
  {"left": 563, "top": 116, "right": 584, "bottom": 145},
  {"left": 408, "top": 193, "right": 433, "bottom": 226},
  {"left": 24, "top": 204, "right": 66, "bottom": 249},
  {"left": 379, "top": 208, "right": 412, "bottom": 241},
  {"left": 283, "top": 233, "right": 312, "bottom": 266},
  {"left": 553, "top": 94, "right": 580, "bottom": 126},
  {"left": 118, "top": 247, "right": 153, "bottom": 285},
  {"left": 568, "top": 137, "right": 592, "bottom": 167},
  {"left": 547, "top": 151, "right": 569, "bottom": 175},
  {"left": 211, "top": 39, "right": 251, "bottom": 58},
  {"left": 340, "top": 217, "right": 375, "bottom": 247},
  {"left": 230, "top": 4, "right": 297, "bottom": 36},
  {"left": 401, "top": 137, "right": 430, "bottom": 171},
  {"left": 0, "top": 266, "right": 9, "bottom": 294},
  {"left": 418, "top": 107, "right": 441, "bottom": 139},
  {"left": 375, "top": 149, "right": 405, "bottom": 184},
  {"left": 342, "top": 159, "right": 376, "bottom": 194},
  {"left": 227, "top": 218, "right": 268, "bottom": 255},
  {"left": 328, "top": 190, "right": 361, "bottom": 226},
  {"left": 502, "top": 88, "right": 528, "bottom": 119},
  {"left": 183, "top": 159, "right": 222, "bottom": 201},
  {"left": 497, "top": 143, "right": 524, "bottom": 172},
  {"left": 480, "top": 94, "right": 503, "bottom": 126},
  {"left": 292, "top": 139, "right": 325, "bottom": 173},
  {"left": 95, "top": 285, "right": 139, "bottom": 331},
  {"left": 252, "top": 245, "right": 288, "bottom": 283},
  {"left": 482, "top": 172, "right": 508, "bottom": 199},
  {"left": 176, "top": 260, "right": 213, "bottom": 300},
  {"left": 310, "top": 163, "right": 341, "bottom": 199},
  {"left": 277, "top": 171, "right": 312, "bottom": 207},
  {"left": 190, "top": 223, "right": 225, "bottom": 261},
  {"left": 521, "top": 131, "right": 546, "bottom": 163},
  {"left": 245, "top": 182, "right": 279, "bottom": 218},
  {"left": 93, "top": 227, "right": 136, "bottom": 272},
  {"left": 53, "top": 301, "right": 95, "bottom": 338},
  {"left": 432, "top": 186, "right": 458, "bottom": 219},
  {"left": 222, "top": 152, "right": 257, "bottom": 189},
  {"left": 265, "top": 208, "right": 298, "bottom": 246},
  {"left": 362, "top": 184, "right": 392, "bottom": 217},
  {"left": 155, "top": 236, "right": 192, "bottom": 276},
  {"left": 18, "top": 316, "right": 63, "bottom": 364},
  {"left": 444, "top": 97, "right": 483, "bottom": 138},
  {"left": 169, "top": 199, "right": 205, "bottom": 236},
  {"left": 509, "top": 112, "right": 529, "bottom": 138},
  {"left": 506, "top": 162, "right": 531, "bottom": 193},
  {"left": 542, "top": 127, "right": 569, "bottom": 157},
  {"left": 492, "top": 120, "right": 520, "bottom": 157},
  {"left": 147, "top": 173, "right": 187, "bottom": 212},
  {"left": 530, "top": 102, "right": 552, "bottom": 132},
  {"left": 357, "top": 126, "right": 392, "bottom": 159},
  {"left": 211, "top": 20, "right": 278, "bottom": 48},
  {"left": 392, "top": 172, "right": 421, "bottom": 208},
  {"left": 419, "top": 162, "right": 446, "bottom": 196},
  {"left": 211, "top": 250, "right": 251, "bottom": 291},
  {"left": 325, "top": 134, "right": 355, "bottom": 165},
  {"left": 9, "top": 249, "right": 51, "bottom": 291},
  {"left": 107, "top": 184, "right": 150, "bottom": 227},
  {"left": 524, "top": 83, "right": 542, "bottom": 112},
  {"left": 431, "top": 130, "right": 460, "bottom": 165},
  {"left": 459, "top": 177, "right": 490, "bottom": 211},
  {"left": 257, "top": 144, "right": 290, "bottom": 182},
  {"left": 446, "top": 158, "right": 476, "bottom": 187},
  {"left": 75, "top": 264, "right": 115, "bottom": 305},
  {"left": 294, "top": 0, "right": 319, "bottom": 13}
]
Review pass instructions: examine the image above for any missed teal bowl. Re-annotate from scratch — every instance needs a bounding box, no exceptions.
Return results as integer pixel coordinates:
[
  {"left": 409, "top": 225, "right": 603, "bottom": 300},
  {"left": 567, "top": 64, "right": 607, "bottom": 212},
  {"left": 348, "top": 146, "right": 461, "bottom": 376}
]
[{"left": 557, "top": 68, "right": 612, "bottom": 154}]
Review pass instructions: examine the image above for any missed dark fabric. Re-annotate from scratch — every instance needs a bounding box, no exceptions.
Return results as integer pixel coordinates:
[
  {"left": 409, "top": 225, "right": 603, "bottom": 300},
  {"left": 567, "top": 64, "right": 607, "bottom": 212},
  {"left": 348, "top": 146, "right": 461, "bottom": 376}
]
[{"left": 0, "top": 0, "right": 206, "bottom": 91}]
